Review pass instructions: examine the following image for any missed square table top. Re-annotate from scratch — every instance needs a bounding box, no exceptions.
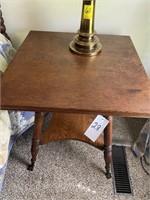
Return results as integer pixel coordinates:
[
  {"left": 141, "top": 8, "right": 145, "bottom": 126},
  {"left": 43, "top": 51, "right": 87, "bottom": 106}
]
[{"left": 1, "top": 31, "right": 150, "bottom": 117}]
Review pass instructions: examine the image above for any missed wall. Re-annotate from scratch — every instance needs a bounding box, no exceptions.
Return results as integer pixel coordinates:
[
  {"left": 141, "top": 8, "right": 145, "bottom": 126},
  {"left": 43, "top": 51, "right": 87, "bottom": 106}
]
[{"left": 1, "top": 0, "right": 150, "bottom": 77}]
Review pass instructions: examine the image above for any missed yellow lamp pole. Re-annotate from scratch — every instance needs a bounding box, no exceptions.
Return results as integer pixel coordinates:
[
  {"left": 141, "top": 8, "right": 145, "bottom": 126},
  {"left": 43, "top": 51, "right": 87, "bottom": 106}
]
[{"left": 69, "top": 0, "right": 102, "bottom": 56}]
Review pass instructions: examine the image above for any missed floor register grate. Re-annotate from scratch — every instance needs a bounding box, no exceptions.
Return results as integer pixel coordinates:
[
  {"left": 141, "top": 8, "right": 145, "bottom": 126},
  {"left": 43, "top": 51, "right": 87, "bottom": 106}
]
[{"left": 112, "top": 145, "right": 132, "bottom": 195}]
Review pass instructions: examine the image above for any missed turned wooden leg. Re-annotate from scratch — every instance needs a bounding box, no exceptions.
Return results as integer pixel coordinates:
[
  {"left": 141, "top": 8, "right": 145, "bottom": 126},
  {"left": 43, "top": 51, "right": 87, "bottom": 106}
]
[
  {"left": 27, "top": 112, "right": 45, "bottom": 171},
  {"left": 104, "top": 116, "right": 113, "bottom": 179}
]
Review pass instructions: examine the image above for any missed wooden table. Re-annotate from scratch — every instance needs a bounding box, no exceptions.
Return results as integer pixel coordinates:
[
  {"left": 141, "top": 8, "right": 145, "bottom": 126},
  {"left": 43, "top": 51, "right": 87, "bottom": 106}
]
[{"left": 1, "top": 31, "right": 150, "bottom": 179}]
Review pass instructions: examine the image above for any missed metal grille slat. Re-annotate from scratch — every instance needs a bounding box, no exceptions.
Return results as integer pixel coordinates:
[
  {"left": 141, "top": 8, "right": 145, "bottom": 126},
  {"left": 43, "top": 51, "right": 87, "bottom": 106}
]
[{"left": 112, "top": 145, "right": 132, "bottom": 195}]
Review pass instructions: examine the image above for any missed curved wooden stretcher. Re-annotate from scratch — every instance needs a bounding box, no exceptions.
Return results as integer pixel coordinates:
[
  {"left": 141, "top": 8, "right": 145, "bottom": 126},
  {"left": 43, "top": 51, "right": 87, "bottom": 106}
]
[{"left": 28, "top": 112, "right": 112, "bottom": 179}]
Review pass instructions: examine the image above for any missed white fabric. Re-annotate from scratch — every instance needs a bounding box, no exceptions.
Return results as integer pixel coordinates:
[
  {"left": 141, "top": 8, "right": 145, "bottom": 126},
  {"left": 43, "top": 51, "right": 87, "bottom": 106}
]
[
  {"left": 0, "top": 111, "right": 11, "bottom": 168},
  {"left": 0, "top": 33, "right": 35, "bottom": 191},
  {"left": 0, "top": 33, "right": 16, "bottom": 63},
  {"left": 0, "top": 53, "right": 7, "bottom": 73},
  {"left": 0, "top": 33, "right": 14, "bottom": 168}
]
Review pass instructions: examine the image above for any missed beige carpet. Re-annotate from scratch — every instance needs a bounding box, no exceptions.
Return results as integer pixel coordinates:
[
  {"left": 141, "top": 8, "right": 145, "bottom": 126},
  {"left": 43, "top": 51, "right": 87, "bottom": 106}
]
[{"left": 0, "top": 116, "right": 149, "bottom": 200}]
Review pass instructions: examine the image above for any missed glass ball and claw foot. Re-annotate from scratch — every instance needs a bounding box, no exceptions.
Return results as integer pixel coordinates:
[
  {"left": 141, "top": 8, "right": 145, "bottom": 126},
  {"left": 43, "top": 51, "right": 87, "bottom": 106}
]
[
  {"left": 106, "top": 171, "right": 112, "bottom": 179},
  {"left": 27, "top": 160, "right": 35, "bottom": 171}
]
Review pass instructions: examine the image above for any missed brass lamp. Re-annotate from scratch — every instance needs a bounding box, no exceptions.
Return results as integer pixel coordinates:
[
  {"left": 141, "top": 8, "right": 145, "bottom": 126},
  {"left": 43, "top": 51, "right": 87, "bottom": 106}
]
[{"left": 69, "top": 0, "right": 102, "bottom": 56}]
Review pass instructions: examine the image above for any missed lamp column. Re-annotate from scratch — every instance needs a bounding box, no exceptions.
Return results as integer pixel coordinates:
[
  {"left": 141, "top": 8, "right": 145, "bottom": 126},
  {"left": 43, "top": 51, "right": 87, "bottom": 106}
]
[{"left": 69, "top": 0, "right": 102, "bottom": 56}]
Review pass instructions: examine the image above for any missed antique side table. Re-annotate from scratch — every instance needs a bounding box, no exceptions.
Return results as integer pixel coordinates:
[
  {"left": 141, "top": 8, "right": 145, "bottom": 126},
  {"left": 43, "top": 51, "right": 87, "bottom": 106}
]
[{"left": 1, "top": 31, "right": 150, "bottom": 179}]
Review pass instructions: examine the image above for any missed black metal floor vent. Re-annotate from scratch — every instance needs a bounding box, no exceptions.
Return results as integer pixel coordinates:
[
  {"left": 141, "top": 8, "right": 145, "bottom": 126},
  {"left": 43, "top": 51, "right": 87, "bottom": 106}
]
[{"left": 112, "top": 145, "right": 132, "bottom": 195}]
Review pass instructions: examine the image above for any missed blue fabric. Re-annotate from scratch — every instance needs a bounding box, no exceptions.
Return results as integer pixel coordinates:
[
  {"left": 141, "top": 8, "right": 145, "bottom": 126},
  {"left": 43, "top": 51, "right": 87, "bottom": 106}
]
[
  {"left": 0, "top": 33, "right": 35, "bottom": 191},
  {"left": 9, "top": 111, "right": 35, "bottom": 148},
  {"left": 0, "top": 112, "right": 35, "bottom": 191},
  {"left": 0, "top": 33, "right": 16, "bottom": 64}
]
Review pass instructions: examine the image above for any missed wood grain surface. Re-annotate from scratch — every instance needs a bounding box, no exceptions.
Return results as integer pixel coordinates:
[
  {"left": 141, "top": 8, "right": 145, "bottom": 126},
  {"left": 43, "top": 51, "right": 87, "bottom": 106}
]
[
  {"left": 1, "top": 31, "right": 150, "bottom": 118},
  {"left": 39, "top": 112, "right": 104, "bottom": 150}
]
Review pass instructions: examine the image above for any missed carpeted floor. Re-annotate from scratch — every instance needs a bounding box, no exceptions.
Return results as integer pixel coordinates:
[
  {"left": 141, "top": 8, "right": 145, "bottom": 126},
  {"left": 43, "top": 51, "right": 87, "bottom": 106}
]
[{"left": 0, "top": 116, "right": 149, "bottom": 200}]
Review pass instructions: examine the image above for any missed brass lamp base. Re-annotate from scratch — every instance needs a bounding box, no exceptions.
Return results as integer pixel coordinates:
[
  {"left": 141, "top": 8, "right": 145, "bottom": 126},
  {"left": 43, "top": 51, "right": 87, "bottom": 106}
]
[
  {"left": 69, "top": 0, "right": 102, "bottom": 57},
  {"left": 69, "top": 32, "right": 102, "bottom": 56}
]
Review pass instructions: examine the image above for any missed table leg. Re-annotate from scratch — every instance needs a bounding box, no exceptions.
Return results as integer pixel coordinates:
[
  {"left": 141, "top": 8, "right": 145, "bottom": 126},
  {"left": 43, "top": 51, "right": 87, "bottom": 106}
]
[
  {"left": 104, "top": 116, "right": 113, "bottom": 179},
  {"left": 27, "top": 112, "right": 45, "bottom": 171}
]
